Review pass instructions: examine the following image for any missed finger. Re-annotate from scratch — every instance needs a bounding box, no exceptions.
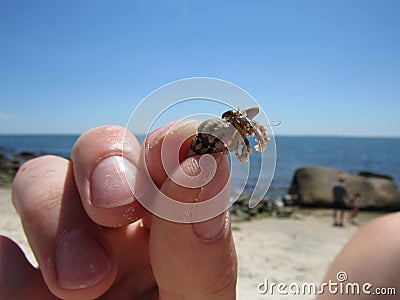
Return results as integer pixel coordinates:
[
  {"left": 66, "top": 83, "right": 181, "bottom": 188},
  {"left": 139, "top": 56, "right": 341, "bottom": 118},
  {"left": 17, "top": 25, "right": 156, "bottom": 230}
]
[
  {"left": 147, "top": 124, "right": 237, "bottom": 299},
  {"left": 139, "top": 120, "right": 199, "bottom": 229},
  {"left": 318, "top": 213, "right": 400, "bottom": 300},
  {"left": 71, "top": 125, "right": 146, "bottom": 227},
  {"left": 12, "top": 156, "right": 117, "bottom": 299},
  {"left": 142, "top": 120, "right": 200, "bottom": 187},
  {"left": 0, "top": 236, "right": 56, "bottom": 299},
  {"left": 151, "top": 156, "right": 237, "bottom": 299}
]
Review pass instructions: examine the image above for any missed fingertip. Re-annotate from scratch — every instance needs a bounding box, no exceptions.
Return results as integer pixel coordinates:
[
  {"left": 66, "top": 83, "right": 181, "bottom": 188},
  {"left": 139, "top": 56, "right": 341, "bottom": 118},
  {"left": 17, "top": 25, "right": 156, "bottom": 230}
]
[
  {"left": 12, "top": 155, "right": 70, "bottom": 216},
  {"left": 142, "top": 120, "right": 200, "bottom": 187},
  {"left": 72, "top": 125, "right": 141, "bottom": 163}
]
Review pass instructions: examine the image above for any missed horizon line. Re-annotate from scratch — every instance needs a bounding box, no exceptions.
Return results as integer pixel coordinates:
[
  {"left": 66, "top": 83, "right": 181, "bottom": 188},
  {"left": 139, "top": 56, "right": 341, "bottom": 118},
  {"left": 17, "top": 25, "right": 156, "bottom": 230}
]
[{"left": 1, "top": 133, "right": 400, "bottom": 139}]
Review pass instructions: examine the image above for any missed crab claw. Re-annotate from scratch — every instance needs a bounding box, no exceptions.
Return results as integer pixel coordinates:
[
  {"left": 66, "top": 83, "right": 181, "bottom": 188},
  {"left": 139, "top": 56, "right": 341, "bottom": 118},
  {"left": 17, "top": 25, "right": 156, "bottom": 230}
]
[
  {"left": 235, "top": 140, "right": 252, "bottom": 162},
  {"left": 252, "top": 121, "right": 269, "bottom": 152}
]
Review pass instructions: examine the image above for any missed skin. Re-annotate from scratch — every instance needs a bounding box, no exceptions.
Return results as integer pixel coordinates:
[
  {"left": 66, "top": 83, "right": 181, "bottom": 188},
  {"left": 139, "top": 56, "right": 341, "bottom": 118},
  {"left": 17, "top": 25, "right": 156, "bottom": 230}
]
[
  {"left": 317, "top": 212, "right": 400, "bottom": 299},
  {"left": 0, "top": 123, "right": 237, "bottom": 300}
]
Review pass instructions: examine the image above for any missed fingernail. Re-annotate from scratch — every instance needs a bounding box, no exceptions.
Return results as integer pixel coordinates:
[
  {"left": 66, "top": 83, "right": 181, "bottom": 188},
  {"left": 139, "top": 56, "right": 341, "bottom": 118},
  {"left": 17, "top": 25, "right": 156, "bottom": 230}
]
[
  {"left": 56, "top": 229, "right": 112, "bottom": 289},
  {"left": 91, "top": 156, "right": 138, "bottom": 208},
  {"left": 147, "top": 120, "right": 198, "bottom": 149},
  {"left": 193, "top": 211, "right": 230, "bottom": 242},
  {"left": 147, "top": 121, "right": 178, "bottom": 148}
]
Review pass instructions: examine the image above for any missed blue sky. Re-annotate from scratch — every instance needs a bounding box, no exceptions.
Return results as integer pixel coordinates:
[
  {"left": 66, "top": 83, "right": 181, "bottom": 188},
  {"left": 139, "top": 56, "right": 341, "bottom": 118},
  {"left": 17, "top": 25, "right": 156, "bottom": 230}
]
[{"left": 0, "top": 0, "right": 399, "bottom": 136}]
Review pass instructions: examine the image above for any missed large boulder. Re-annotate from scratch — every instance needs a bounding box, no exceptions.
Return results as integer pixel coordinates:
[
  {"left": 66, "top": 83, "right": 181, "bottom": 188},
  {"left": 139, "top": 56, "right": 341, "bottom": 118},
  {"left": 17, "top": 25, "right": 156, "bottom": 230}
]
[{"left": 288, "top": 166, "right": 400, "bottom": 210}]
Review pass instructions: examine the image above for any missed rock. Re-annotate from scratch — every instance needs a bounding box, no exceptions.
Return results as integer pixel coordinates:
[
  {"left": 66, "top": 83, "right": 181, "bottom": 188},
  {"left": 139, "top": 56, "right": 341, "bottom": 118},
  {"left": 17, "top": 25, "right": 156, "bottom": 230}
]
[
  {"left": 14, "top": 151, "right": 37, "bottom": 161},
  {"left": 229, "top": 193, "right": 292, "bottom": 221},
  {"left": 0, "top": 153, "right": 15, "bottom": 186},
  {"left": 288, "top": 166, "right": 400, "bottom": 210},
  {"left": 0, "top": 151, "right": 40, "bottom": 186},
  {"left": 0, "top": 153, "right": 15, "bottom": 174},
  {"left": 282, "top": 194, "right": 295, "bottom": 206},
  {"left": 358, "top": 171, "right": 393, "bottom": 181}
]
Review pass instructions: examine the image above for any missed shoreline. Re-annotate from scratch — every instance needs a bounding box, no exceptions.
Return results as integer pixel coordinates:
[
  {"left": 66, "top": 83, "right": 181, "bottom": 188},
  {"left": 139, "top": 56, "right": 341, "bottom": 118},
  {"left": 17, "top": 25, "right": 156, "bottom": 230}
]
[
  {"left": 2, "top": 135, "right": 400, "bottom": 191},
  {"left": 0, "top": 187, "right": 385, "bottom": 298}
]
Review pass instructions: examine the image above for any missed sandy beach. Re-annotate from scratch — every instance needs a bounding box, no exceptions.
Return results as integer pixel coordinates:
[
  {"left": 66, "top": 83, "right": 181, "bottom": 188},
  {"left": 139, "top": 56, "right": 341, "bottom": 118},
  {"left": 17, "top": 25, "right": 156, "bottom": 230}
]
[
  {"left": 233, "top": 210, "right": 378, "bottom": 299},
  {"left": 0, "top": 187, "right": 383, "bottom": 299}
]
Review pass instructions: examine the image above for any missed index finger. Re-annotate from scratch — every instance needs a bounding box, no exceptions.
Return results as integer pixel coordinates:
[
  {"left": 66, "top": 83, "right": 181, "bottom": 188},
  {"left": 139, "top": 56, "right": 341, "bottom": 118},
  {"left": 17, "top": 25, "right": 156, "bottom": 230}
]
[{"left": 143, "top": 121, "right": 237, "bottom": 299}]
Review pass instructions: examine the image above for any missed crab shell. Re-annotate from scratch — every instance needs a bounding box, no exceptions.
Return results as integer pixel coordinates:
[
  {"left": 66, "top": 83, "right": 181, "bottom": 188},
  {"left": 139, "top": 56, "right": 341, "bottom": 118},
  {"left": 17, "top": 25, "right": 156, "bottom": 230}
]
[{"left": 187, "top": 117, "right": 269, "bottom": 162}]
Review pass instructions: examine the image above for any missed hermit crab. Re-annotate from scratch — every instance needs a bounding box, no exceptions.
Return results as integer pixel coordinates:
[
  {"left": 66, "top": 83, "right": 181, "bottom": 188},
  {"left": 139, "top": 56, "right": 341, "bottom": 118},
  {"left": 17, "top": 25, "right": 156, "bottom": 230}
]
[{"left": 187, "top": 106, "right": 270, "bottom": 162}]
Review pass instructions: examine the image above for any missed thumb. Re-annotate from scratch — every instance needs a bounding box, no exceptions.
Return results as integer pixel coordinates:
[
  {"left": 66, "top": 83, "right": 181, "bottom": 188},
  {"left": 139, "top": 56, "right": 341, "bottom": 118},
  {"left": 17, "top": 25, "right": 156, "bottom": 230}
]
[{"left": 149, "top": 154, "right": 237, "bottom": 299}]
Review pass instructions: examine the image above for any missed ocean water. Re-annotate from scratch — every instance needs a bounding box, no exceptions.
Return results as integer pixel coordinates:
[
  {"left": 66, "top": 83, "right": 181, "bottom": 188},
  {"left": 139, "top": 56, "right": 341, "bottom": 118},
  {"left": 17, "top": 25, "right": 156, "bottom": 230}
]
[
  {"left": 1, "top": 135, "right": 400, "bottom": 198},
  {"left": 0, "top": 135, "right": 79, "bottom": 158},
  {"left": 273, "top": 136, "right": 400, "bottom": 197}
]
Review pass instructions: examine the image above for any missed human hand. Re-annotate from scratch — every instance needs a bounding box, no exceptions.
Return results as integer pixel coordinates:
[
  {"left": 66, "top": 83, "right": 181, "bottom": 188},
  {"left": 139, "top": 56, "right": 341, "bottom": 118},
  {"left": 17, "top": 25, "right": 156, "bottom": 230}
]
[{"left": 0, "top": 123, "right": 237, "bottom": 299}]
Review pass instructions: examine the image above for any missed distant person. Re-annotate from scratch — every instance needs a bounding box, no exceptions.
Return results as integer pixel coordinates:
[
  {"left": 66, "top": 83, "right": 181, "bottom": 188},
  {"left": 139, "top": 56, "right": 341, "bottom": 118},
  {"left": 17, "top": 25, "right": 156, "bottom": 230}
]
[
  {"left": 349, "top": 193, "right": 361, "bottom": 225},
  {"left": 332, "top": 176, "right": 347, "bottom": 227}
]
